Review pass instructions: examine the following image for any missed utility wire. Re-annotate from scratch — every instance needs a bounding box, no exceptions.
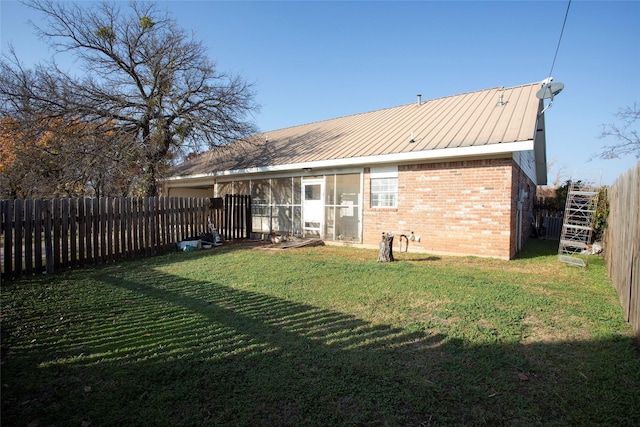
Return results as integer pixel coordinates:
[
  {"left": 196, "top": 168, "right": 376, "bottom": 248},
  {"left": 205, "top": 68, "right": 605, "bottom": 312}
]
[{"left": 547, "top": 0, "right": 572, "bottom": 81}]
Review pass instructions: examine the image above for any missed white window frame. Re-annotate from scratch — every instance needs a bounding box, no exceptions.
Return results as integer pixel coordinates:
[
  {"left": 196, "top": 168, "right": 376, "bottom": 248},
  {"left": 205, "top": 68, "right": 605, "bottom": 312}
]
[{"left": 370, "top": 165, "right": 398, "bottom": 208}]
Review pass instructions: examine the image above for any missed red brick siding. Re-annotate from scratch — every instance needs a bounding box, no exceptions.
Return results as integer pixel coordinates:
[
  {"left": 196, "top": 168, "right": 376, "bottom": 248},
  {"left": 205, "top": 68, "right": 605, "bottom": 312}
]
[{"left": 363, "top": 158, "right": 523, "bottom": 259}]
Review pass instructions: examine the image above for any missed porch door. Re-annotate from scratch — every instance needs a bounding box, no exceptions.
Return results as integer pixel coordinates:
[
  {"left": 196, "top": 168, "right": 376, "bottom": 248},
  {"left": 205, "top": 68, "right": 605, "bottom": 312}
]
[{"left": 302, "top": 179, "right": 324, "bottom": 238}]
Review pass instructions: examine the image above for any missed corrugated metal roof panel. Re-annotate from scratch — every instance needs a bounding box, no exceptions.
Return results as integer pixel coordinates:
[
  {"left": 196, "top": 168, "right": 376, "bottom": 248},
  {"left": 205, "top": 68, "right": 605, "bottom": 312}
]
[{"left": 170, "top": 82, "right": 543, "bottom": 177}]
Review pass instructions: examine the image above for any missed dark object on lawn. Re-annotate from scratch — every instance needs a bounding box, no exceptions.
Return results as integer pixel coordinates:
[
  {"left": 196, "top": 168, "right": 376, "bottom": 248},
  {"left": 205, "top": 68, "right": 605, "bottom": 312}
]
[
  {"left": 199, "top": 232, "right": 222, "bottom": 247},
  {"left": 203, "top": 217, "right": 223, "bottom": 246},
  {"left": 378, "top": 232, "right": 395, "bottom": 262}
]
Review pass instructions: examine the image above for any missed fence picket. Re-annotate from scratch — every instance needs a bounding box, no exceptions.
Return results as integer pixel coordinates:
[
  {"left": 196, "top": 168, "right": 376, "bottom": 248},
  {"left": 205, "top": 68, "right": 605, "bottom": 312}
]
[
  {"left": 53, "top": 199, "right": 61, "bottom": 270},
  {"left": 137, "top": 197, "right": 144, "bottom": 256},
  {"left": 178, "top": 198, "right": 184, "bottom": 242},
  {"left": 159, "top": 196, "right": 167, "bottom": 250},
  {"left": 13, "top": 199, "right": 23, "bottom": 277},
  {"left": 144, "top": 196, "right": 151, "bottom": 256},
  {"left": 150, "top": 197, "right": 157, "bottom": 254},
  {"left": 78, "top": 199, "right": 86, "bottom": 266},
  {"left": 61, "top": 198, "right": 69, "bottom": 269},
  {"left": 69, "top": 199, "right": 77, "bottom": 268},
  {"left": 125, "top": 197, "right": 132, "bottom": 257},
  {"left": 24, "top": 199, "right": 33, "bottom": 275},
  {"left": 43, "top": 200, "right": 54, "bottom": 274},
  {"left": 131, "top": 198, "right": 138, "bottom": 257},
  {"left": 85, "top": 198, "right": 92, "bottom": 265},
  {"left": 34, "top": 200, "right": 42, "bottom": 273},
  {"left": 1, "top": 200, "right": 11, "bottom": 279}
]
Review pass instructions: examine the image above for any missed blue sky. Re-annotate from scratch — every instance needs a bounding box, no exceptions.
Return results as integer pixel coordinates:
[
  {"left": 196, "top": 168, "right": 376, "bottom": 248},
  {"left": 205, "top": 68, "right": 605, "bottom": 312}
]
[{"left": 2, "top": 0, "right": 639, "bottom": 185}]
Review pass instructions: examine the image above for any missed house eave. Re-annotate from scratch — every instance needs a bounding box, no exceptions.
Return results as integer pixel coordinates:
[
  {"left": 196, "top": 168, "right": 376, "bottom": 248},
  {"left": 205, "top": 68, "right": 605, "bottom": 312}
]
[{"left": 163, "top": 140, "right": 535, "bottom": 182}]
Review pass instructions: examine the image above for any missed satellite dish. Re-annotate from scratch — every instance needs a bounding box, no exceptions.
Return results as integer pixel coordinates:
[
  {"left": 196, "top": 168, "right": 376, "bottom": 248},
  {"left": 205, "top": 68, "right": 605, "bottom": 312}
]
[{"left": 536, "top": 82, "right": 564, "bottom": 100}]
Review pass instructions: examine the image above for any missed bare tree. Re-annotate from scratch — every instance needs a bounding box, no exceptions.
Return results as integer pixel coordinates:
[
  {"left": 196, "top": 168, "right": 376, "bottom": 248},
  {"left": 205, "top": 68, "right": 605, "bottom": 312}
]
[
  {"left": 594, "top": 103, "right": 640, "bottom": 160},
  {"left": 0, "top": 0, "right": 258, "bottom": 196}
]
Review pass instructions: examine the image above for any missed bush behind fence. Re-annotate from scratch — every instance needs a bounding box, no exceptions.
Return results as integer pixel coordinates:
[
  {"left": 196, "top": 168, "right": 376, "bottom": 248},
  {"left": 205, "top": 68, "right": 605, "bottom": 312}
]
[{"left": 1, "top": 196, "right": 214, "bottom": 280}]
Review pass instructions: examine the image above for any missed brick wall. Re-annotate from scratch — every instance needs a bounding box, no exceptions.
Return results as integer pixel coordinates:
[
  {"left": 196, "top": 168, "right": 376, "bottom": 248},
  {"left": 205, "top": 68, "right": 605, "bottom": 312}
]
[{"left": 362, "top": 158, "right": 534, "bottom": 259}]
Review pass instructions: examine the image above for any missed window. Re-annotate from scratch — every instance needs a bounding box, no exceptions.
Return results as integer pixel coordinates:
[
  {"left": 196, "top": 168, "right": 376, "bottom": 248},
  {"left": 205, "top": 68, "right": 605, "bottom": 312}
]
[
  {"left": 370, "top": 165, "right": 398, "bottom": 208},
  {"left": 371, "top": 177, "right": 398, "bottom": 207}
]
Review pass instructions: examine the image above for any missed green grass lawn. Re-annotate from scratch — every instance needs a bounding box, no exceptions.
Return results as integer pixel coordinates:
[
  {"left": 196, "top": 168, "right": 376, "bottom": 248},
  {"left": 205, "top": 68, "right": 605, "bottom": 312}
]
[{"left": 2, "top": 239, "right": 639, "bottom": 426}]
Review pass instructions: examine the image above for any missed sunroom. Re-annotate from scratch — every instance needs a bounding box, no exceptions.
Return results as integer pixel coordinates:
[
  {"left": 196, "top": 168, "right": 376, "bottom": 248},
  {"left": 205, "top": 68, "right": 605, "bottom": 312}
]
[{"left": 216, "top": 172, "right": 362, "bottom": 242}]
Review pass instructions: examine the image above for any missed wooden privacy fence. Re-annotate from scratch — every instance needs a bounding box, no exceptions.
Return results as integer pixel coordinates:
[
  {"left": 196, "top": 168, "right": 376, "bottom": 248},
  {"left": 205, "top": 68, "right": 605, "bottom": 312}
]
[
  {"left": 604, "top": 162, "right": 640, "bottom": 339},
  {"left": 0, "top": 196, "right": 252, "bottom": 281}
]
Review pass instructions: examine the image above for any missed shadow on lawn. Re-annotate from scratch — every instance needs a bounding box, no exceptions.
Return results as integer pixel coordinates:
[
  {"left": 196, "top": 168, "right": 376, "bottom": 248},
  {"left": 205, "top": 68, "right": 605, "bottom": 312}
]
[{"left": 2, "top": 261, "right": 640, "bottom": 426}]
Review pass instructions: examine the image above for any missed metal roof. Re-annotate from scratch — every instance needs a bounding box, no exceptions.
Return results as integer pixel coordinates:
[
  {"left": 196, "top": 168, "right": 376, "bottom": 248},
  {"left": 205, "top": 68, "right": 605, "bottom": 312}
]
[{"left": 170, "top": 82, "right": 544, "bottom": 178}]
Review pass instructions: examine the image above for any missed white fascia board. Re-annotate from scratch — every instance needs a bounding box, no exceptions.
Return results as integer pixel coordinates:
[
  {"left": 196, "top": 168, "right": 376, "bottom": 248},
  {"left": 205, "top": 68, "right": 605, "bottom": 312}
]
[{"left": 163, "top": 140, "right": 534, "bottom": 182}]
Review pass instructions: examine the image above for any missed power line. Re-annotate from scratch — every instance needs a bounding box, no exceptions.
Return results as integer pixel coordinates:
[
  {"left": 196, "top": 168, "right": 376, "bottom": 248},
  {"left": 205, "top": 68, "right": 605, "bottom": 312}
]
[{"left": 547, "top": 0, "right": 572, "bottom": 80}]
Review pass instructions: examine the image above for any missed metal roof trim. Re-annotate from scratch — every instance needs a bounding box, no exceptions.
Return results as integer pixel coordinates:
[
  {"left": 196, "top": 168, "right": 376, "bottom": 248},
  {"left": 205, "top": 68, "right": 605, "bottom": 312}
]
[{"left": 163, "top": 139, "right": 534, "bottom": 182}]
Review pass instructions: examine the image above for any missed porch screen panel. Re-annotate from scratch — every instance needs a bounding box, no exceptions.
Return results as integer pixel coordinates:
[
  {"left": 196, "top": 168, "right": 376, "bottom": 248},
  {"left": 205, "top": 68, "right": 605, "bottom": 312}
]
[
  {"left": 251, "top": 179, "right": 270, "bottom": 233},
  {"left": 325, "top": 206, "right": 336, "bottom": 240},
  {"left": 235, "top": 181, "right": 249, "bottom": 196},
  {"left": 273, "top": 206, "right": 293, "bottom": 234},
  {"left": 293, "top": 177, "right": 302, "bottom": 205},
  {"left": 293, "top": 205, "right": 302, "bottom": 236},
  {"left": 217, "top": 182, "right": 232, "bottom": 197},
  {"left": 325, "top": 175, "right": 335, "bottom": 205},
  {"left": 272, "top": 178, "right": 292, "bottom": 204},
  {"left": 325, "top": 174, "right": 360, "bottom": 242},
  {"left": 272, "top": 178, "right": 294, "bottom": 234},
  {"left": 292, "top": 177, "right": 302, "bottom": 236},
  {"left": 251, "top": 180, "right": 270, "bottom": 202}
]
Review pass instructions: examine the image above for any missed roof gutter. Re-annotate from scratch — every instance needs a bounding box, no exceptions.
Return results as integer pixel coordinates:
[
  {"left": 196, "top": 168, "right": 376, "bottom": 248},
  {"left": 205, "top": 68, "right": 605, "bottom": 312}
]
[{"left": 163, "top": 140, "right": 534, "bottom": 182}]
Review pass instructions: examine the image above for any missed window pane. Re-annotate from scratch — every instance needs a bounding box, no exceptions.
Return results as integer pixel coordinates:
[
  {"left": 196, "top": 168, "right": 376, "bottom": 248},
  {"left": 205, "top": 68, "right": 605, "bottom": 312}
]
[{"left": 304, "top": 184, "right": 321, "bottom": 200}]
